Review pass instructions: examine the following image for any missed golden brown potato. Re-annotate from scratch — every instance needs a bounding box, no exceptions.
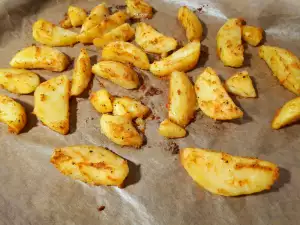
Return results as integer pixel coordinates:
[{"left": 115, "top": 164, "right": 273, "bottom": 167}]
[
  {"left": 150, "top": 40, "right": 201, "bottom": 77},
  {"left": 93, "top": 23, "right": 135, "bottom": 48},
  {"left": 195, "top": 67, "right": 243, "bottom": 120},
  {"left": 242, "top": 25, "right": 263, "bottom": 46},
  {"left": 90, "top": 89, "right": 113, "bottom": 114},
  {"left": 81, "top": 3, "right": 109, "bottom": 32},
  {"left": 71, "top": 48, "right": 92, "bottom": 96},
  {"left": 33, "top": 74, "right": 70, "bottom": 134},
  {"left": 102, "top": 41, "right": 150, "bottom": 70},
  {"left": 217, "top": 18, "right": 244, "bottom": 67},
  {"left": 100, "top": 114, "right": 143, "bottom": 148},
  {"left": 272, "top": 97, "right": 300, "bottom": 129},
  {"left": 158, "top": 119, "right": 186, "bottom": 138},
  {"left": 50, "top": 145, "right": 129, "bottom": 187},
  {"left": 112, "top": 97, "right": 150, "bottom": 119},
  {"left": 0, "top": 95, "right": 27, "bottom": 134},
  {"left": 259, "top": 45, "right": 300, "bottom": 95},
  {"left": 10, "top": 45, "right": 70, "bottom": 72},
  {"left": 32, "top": 19, "right": 78, "bottom": 47},
  {"left": 178, "top": 6, "right": 203, "bottom": 41},
  {"left": 180, "top": 148, "right": 279, "bottom": 196},
  {"left": 59, "top": 14, "right": 72, "bottom": 29},
  {"left": 169, "top": 71, "right": 196, "bottom": 127},
  {"left": 78, "top": 11, "right": 128, "bottom": 44},
  {"left": 224, "top": 71, "right": 256, "bottom": 98},
  {"left": 92, "top": 61, "right": 139, "bottom": 89},
  {"left": 0, "top": 69, "right": 40, "bottom": 94},
  {"left": 126, "top": 0, "right": 153, "bottom": 19},
  {"left": 135, "top": 22, "right": 177, "bottom": 54},
  {"left": 68, "top": 6, "right": 87, "bottom": 27}
]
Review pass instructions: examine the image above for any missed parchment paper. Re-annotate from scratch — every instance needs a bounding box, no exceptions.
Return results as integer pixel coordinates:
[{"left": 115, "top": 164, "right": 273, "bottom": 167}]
[{"left": 0, "top": 0, "right": 300, "bottom": 224}]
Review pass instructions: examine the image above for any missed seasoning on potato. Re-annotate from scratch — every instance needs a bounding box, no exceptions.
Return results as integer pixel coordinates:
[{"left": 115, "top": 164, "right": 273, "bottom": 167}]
[
  {"left": 50, "top": 145, "right": 129, "bottom": 187},
  {"left": 81, "top": 3, "right": 109, "bottom": 32},
  {"left": 60, "top": 14, "right": 72, "bottom": 29},
  {"left": 158, "top": 119, "right": 186, "bottom": 138},
  {"left": 180, "top": 148, "right": 279, "bottom": 196},
  {"left": 90, "top": 89, "right": 113, "bottom": 114},
  {"left": 68, "top": 6, "right": 87, "bottom": 27},
  {"left": 126, "top": 0, "right": 153, "bottom": 19},
  {"left": 242, "top": 25, "right": 263, "bottom": 46}
]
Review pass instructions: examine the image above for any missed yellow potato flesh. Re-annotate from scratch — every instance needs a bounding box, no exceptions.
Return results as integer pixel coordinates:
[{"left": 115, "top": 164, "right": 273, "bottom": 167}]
[
  {"left": 158, "top": 119, "right": 186, "bottom": 138},
  {"left": 90, "top": 89, "right": 113, "bottom": 114}
]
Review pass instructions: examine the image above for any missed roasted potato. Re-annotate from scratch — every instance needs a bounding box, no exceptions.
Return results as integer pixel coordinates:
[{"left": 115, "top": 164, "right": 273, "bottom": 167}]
[
  {"left": 224, "top": 71, "right": 256, "bottom": 98},
  {"left": 112, "top": 97, "right": 149, "bottom": 119},
  {"left": 102, "top": 41, "right": 150, "bottom": 70},
  {"left": 90, "top": 89, "right": 113, "bottom": 114},
  {"left": 93, "top": 23, "right": 135, "bottom": 48},
  {"left": 68, "top": 6, "right": 87, "bottom": 27},
  {"left": 272, "top": 97, "right": 300, "bottom": 129},
  {"left": 259, "top": 45, "right": 300, "bottom": 95},
  {"left": 100, "top": 114, "right": 143, "bottom": 148},
  {"left": 242, "top": 25, "right": 263, "bottom": 46},
  {"left": 10, "top": 45, "right": 70, "bottom": 72},
  {"left": 195, "top": 67, "right": 243, "bottom": 120},
  {"left": 59, "top": 14, "right": 72, "bottom": 29},
  {"left": 32, "top": 19, "right": 78, "bottom": 47},
  {"left": 217, "top": 18, "right": 244, "bottom": 67},
  {"left": 0, "top": 69, "right": 40, "bottom": 94},
  {"left": 92, "top": 61, "right": 139, "bottom": 89},
  {"left": 33, "top": 74, "right": 70, "bottom": 134},
  {"left": 169, "top": 71, "right": 196, "bottom": 127},
  {"left": 0, "top": 95, "right": 27, "bottom": 134},
  {"left": 135, "top": 117, "right": 146, "bottom": 133},
  {"left": 158, "top": 119, "right": 186, "bottom": 138},
  {"left": 150, "top": 40, "right": 201, "bottom": 77},
  {"left": 81, "top": 3, "right": 109, "bottom": 32},
  {"left": 50, "top": 145, "right": 129, "bottom": 187},
  {"left": 78, "top": 11, "right": 128, "bottom": 44},
  {"left": 178, "top": 6, "right": 203, "bottom": 41},
  {"left": 135, "top": 22, "right": 177, "bottom": 54},
  {"left": 180, "top": 148, "right": 279, "bottom": 196},
  {"left": 71, "top": 48, "right": 92, "bottom": 96},
  {"left": 126, "top": 0, "right": 153, "bottom": 19}
]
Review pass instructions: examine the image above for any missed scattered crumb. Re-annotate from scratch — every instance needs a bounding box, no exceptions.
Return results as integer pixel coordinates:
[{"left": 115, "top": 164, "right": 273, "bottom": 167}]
[
  {"left": 139, "top": 84, "right": 147, "bottom": 91},
  {"left": 164, "top": 141, "right": 179, "bottom": 155},
  {"left": 98, "top": 206, "right": 105, "bottom": 212},
  {"left": 145, "top": 86, "right": 163, "bottom": 96}
]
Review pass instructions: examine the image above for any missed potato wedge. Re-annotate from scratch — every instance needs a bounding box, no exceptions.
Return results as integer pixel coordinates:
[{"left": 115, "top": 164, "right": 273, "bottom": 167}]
[
  {"left": 225, "top": 71, "right": 256, "bottom": 98},
  {"left": 126, "top": 0, "right": 153, "bottom": 19},
  {"left": 259, "top": 45, "right": 300, "bottom": 95},
  {"left": 78, "top": 11, "right": 128, "bottom": 44},
  {"left": 150, "top": 40, "right": 201, "bottom": 77},
  {"left": 100, "top": 114, "right": 143, "bottom": 148},
  {"left": 0, "top": 95, "right": 27, "bottom": 134},
  {"left": 71, "top": 48, "right": 92, "bottom": 96},
  {"left": 81, "top": 3, "right": 109, "bottom": 32},
  {"left": 158, "top": 119, "right": 186, "bottom": 138},
  {"left": 217, "top": 18, "right": 244, "bottom": 67},
  {"left": 0, "top": 69, "right": 40, "bottom": 94},
  {"left": 272, "top": 97, "right": 300, "bottom": 129},
  {"left": 50, "top": 145, "right": 129, "bottom": 186},
  {"left": 169, "top": 71, "right": 196, "bottom": 127},
  {"left": 195, "top": 67, "right": 243, "bottom": 120},
  {"left": 33, "top": 75, "right": 70, "bottom": 134},
  {"left": 242, "top": 25, "right": 263, "bottom": 46},
  {"left": 92, "top": 61, "right": 139, "bottom": 89},
  {"left": 102, "top": 41, "right": 150, "bottom": 70},
  {"left": 10, "top": 45, "right": 70, "bottom": 72},
  {"left": 90, "top": 89, "right": 113, "bottom": 114},
  {"left": 93, "top": 23, "right": 135, "bottom": 48},
  {"left": 113, "top": 97, "right": 149, "bottom": 119},
  {"left": 68, "top": 6, "right": 87, "bottom": 27},
  {"left": 180, "top": 148, "right": 279, "bottom": 196},
  {"left": 135, "top": 22, "right": 177, "bottom": 54},
  {"left": 32, "top": 19, "right": 78, "bottom": 47},
  {"left": 178, "top": 6, "right": 203, "bottom": 41},
  {"left": 59, "top": 14, "right": 72, "bottom": 29}
]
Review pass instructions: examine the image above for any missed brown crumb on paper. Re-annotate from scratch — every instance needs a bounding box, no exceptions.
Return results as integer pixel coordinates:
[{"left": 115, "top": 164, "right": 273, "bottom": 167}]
[
  {"left": 164, "top": 141, "right": 179, "bottom": 155},
  {"left": 145, "top": 86, "right": 163, "bottom": 96},
  {"left": 98, "top": 206, "right": 105, "bottom": 212}
]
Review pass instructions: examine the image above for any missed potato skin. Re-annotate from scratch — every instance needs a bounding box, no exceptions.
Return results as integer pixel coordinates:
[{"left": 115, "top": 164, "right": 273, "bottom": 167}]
[
  {"left": 0, "top": 95, "right": 27, "bottom": 134},
  {"left": 0, "top": 68, "right": 40, "bottom": 94},
  {"left": 150, "top": 40, "right": 201, "bottom": 77},
  {"left": 102, "top": 41, "right": 150, "bottom": 70},
  {"left": 242, "top": 25, "right": 263, "bottom": 46},
  {"left": 100, "top": 114, "right": 143, "bottom": 148},
  {"left": 169, "top": 71, "right": 197, "bottom": 127},
  {"left": 217, "top": 18, "right": 244, "bottom": 67},
  {"left": 158, "top": 119, "right": 186, "bottom": 138},
  {"left": 10, "top": 46, "right": 70, "bottom": 72},
  {"left": 90, "top": 89, "right": 113, "bottom": 114},
  {"left": 50, "top": 145, "right": 129, "bottom": 187},
  {"left": 92, "top": 61, "right": 139, "bottom": 89},
  {"left": 81, "top": 3, "right": 109, "bottom": 32},
  {"left": 68, "top": 6, "right": 87, "bottom": 27},
  {"left": 126, "top": 0, "right": 153, "bottom": 19},
  {"left": 180, "top": 148, "right": 279, "bottom": 196},
  {"left": 272, "top": 97, "right": 300, "bottom": 129},
  {"left": 178, "top": 6, "right": 203, "bottom": 41}
]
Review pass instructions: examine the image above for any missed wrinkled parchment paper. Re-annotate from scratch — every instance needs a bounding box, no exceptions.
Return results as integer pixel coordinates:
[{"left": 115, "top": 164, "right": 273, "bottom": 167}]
[{"left": 0, "top": 0, "right": 300, "bottom": 224}]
